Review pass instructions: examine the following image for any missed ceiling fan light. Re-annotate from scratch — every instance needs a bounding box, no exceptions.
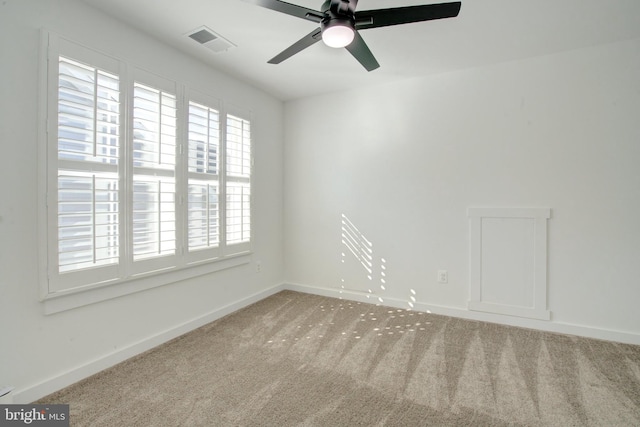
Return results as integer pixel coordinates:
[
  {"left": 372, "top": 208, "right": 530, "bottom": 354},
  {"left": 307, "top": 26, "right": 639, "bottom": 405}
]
[{"left": 322, "top": 24, "right": 355, "bottom": 48}]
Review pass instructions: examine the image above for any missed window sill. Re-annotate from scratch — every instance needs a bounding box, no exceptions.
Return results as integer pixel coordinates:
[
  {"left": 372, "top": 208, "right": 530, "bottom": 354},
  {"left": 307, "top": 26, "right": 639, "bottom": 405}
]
[{"left": 42, "top": 253, "right": 251, "bottom": 315}]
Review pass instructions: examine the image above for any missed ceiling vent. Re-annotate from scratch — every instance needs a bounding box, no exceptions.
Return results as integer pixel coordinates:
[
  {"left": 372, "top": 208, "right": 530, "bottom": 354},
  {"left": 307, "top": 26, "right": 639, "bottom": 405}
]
[{"left": 187, "top": 26, "right": 236, "bottom": 53}]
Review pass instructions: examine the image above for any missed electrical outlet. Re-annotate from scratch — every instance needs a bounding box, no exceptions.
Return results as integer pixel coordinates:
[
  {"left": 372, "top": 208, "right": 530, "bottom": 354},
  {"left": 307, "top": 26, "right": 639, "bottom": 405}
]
[
  {"left": 256, "top": 261, "right": 261, "bottom": 273},
  {"left": 437, "top": 270, "right": 448, "bottom": 284}
]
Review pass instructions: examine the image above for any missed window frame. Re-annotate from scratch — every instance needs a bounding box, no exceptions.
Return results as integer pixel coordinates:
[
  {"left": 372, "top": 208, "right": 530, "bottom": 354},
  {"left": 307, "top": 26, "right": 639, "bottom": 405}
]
[{"left": 38, "top": 31, "right": 253, "bottom": 313}]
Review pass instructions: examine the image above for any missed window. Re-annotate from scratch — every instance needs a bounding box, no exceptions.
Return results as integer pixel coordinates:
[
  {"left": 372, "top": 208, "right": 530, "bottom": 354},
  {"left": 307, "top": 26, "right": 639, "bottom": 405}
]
[
  {"left": 56, "top": 57, "right": 120, "bottom": 275},
  {"left": 42, "top": 34, "right": 252, "bottom": 305},
  {"left": 130, "top": 78, "right": 178, "bottom": 273},
  {"left": 225, "top": 114, "right": 252, "bottom": 248},
  {"left": 187, "top": 101, "right": 220, "bottom": 256}
]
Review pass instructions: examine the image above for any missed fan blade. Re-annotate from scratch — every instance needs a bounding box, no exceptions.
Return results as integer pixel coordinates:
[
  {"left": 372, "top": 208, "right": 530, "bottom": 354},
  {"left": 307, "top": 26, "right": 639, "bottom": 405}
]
[
  {"left": 345, "top": 31, "right": 380, "bottom": 72},
  {"left": 355, "top": 2, "right": 461, "bottom": 30},
  {"left": 268, "top": 28, "right": 323, "bottom": 64},
  {"left": 245, "top": 0, "right": 324, "bottom": 23}
]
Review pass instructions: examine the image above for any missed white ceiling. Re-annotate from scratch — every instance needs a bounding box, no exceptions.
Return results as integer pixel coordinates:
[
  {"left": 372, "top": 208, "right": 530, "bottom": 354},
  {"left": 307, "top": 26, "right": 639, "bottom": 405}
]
[{"left": 79, "top": 0, "right": 640, "bottom": 101}]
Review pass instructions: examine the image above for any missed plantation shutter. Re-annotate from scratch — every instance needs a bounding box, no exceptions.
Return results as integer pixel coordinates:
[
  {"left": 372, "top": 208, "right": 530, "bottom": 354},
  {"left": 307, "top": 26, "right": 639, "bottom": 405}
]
[
  {"left": 186, "top": 99, "right": 221, "bottom": 262},
  {"left": 131, "top": 80, "right": 177, "bottom": 269},
  {"left": 44, "top": 34, "right": 256, "bottom": 302},
  {"left": 225, "top": 113, "right": 251, "bottom": 252},
  {"left": 52, "top": 55, "right": 122, "bottom": 291}
]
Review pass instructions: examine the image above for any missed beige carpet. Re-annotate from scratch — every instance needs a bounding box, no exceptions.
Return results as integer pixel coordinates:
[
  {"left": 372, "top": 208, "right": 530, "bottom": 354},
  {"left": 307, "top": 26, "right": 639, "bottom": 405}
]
[{"left": 39, "top": 290, "right": 640, "bottom": 426}]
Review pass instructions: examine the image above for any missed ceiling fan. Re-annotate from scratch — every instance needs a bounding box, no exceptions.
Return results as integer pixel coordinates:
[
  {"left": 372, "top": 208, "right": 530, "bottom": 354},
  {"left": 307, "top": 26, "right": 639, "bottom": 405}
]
[{"left": 246, "top": 0, "right": 462, "bottom": 71}]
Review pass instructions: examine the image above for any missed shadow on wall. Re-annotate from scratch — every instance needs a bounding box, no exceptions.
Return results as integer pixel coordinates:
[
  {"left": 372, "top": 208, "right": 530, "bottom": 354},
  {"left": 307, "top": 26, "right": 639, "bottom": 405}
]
[{"left": 339, "top": 213, "right": 417, "bottom": 309}]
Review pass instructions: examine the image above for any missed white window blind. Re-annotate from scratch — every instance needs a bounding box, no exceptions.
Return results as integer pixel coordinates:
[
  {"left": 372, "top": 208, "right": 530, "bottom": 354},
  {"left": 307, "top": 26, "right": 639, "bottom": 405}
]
[
  {"left": 187, "top": 101, "right": 220, "bottom": 252},
  {"left": 58, "top": 57, "right": 120, "bottom": 164},
  {"left": 57, "top": 173, "right": 119, "bottom": 272},
  {"left": 187, "top": 182, "right": 219, "bottom": 250},
  {"left": 226, "top": 182, "right": 251, "bottom": 245},
  {"left": 56, "top": 56, "right": 120, "bottom": 273},
  {"left": 132, "top": 83, "right": 177, "bottom": 261},
  {"left": 225, "top": 114, "right": 251, "bottom": 246}
]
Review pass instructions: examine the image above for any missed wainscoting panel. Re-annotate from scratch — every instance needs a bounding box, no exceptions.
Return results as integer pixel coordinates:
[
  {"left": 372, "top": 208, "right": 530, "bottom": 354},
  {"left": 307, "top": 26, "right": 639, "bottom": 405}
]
[{"left": 468, "top": 208, "right": 551, "bottom": 320}]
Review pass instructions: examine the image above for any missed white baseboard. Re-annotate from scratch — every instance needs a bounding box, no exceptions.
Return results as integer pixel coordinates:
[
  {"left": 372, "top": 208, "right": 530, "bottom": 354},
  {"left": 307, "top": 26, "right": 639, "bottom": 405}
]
[
  {"left": 14, "top": 284, "right": 286, "bottom": 404},
  {"left": 283, "top": 283, "right": 640, "bottom": 346},
  {"left": 15, "top": 281, "right": 639, "bottom": 404}
]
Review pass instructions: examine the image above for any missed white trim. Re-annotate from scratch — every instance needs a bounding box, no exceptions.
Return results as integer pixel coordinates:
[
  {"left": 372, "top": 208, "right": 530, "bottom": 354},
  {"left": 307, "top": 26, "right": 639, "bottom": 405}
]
[
  {"left": 467, "top": 207, "right": 551, "bottom": 220},
  {"left": 467, "top": 207, "right": 551, "bottom": 320},
  {"left": 38, "top": 29, "right": 52, "bottom": 301},
  {"left": 15, "top": 283, "right": 286, "bottom": 404},
  {"left": 43, "top": 253, "right": 251, "bottom": 314},
  {"left": 467, "top": 301, "right": 550, "bottom": 321},
  {"left": 282, "top": 282, "right": 640, "bottom": 346}
]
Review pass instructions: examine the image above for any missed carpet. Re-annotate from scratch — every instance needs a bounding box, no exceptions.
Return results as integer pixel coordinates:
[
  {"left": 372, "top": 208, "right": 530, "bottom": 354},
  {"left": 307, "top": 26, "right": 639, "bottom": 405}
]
[{"left": 39, "top": 290, "right": 640, "bottom": 426}]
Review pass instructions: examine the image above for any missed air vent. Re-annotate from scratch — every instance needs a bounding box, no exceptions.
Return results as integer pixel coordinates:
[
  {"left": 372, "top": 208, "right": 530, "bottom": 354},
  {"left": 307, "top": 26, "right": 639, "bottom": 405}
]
[{"left": 186, "top": 26, "right": 235, "bottom": 53}]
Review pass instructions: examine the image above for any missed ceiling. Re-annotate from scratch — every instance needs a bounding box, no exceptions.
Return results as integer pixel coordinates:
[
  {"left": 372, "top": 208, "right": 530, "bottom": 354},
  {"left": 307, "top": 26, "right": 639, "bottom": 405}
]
[{"left": 79, "top": 0, "right": 640, "bottom": 101}]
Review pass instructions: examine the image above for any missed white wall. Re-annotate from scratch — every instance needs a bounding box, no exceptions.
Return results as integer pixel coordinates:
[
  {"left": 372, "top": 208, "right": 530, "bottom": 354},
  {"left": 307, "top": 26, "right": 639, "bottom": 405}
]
[
  {"left": 0, "top": 0, "right": 284, "bottom": 402},
  {"left": 284, "top": 37, "right": 640, "bottom": 342},
  {"left": 2, "top": 0, "right": 639, "bottom": 405}
]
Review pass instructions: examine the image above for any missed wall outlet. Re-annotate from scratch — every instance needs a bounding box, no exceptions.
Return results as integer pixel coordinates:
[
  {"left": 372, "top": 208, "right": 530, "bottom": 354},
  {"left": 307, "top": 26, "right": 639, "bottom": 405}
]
[
  {"left": 256, "top": 261, "right": 261, "bottom": 273},
  {"left": 437, "top": 270, "right": 448, "bottom": 284}
]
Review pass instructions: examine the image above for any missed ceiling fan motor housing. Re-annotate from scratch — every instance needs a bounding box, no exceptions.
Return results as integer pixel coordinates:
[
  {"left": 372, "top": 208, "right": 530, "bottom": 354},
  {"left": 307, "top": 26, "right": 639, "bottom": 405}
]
[
  {"left": 320, "top": 0, "right": 356, "bottom": 33},
  {"left": 321, "top": 15, "right": 355, "bottom": 33},
  {"left": 321, "top": 0, "right": 358, "bottom": 16}
]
